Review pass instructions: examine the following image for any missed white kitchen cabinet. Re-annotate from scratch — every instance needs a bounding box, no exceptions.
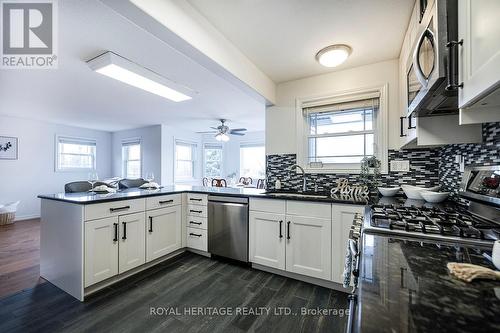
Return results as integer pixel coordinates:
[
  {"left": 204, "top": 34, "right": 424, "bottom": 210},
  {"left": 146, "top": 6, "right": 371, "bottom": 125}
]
[
  {"left": 458, "top": 0, "right": 500, "bottom": 124},
  {"left": 249, "top": 199, "right": 333, "bottom": 281},
  {"left": 249, "top": 211, "right": 286, "bottom": 270},
  {"left": 285, "top": 215, "right": 332, "bottom": 280},
  {"left": 186, "top": 227, "right": 208, "bottom": 251},
  {"left": 146, "top": 206, "right": 182, "bottom": 262},
  {"left": 118, "top": 212, "right": 146, "bottom": 274},
  {"left": 331, "top": 204, "right": 364, "bottom": 284},
  {"left": 398, "top": 0, "right": 483, "bottom": 147},
  {"left": 84, "top": 216, "right": 118, "bottom": 287}
]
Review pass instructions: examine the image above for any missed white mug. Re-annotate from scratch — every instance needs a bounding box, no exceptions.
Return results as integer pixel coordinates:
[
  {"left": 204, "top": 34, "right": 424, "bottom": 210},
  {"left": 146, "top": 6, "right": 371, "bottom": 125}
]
[{"left": 493, "top": 240, "right": 500, "bottom": 270}]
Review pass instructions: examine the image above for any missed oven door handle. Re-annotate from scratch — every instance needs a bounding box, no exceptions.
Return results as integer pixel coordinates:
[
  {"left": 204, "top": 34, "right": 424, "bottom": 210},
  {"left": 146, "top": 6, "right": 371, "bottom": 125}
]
[
  {"left": 412, "top": 28, "right": 435, "bottom": 87},
  {"left": 349, "top": 239, "right": 358, "bottom": 258},
  {"left": 346, "top": 294, "right": 357, "bottom": 333}
]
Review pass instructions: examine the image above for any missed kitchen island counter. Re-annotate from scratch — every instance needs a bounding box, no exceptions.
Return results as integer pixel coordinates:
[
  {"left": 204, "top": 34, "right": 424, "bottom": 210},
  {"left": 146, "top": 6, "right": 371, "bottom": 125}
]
[{"left": 354, "top": 233, "right": 500, "bottom": 332}]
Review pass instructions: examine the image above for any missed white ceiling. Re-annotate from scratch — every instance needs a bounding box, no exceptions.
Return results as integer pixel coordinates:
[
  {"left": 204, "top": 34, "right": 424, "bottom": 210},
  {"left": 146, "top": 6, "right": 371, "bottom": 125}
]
[
  {"left": 0, "top": 0, "right": 265, "bottom": 132},
  {"left": 187, "top": 0, "right": 415, "bottom": 83}
]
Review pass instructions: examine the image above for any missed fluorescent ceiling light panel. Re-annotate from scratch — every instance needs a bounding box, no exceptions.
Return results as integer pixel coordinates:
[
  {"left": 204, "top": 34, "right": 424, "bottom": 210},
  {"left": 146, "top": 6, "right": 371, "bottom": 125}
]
[{"left": 87, "top": 52, "right": 193, "bottom": 102}]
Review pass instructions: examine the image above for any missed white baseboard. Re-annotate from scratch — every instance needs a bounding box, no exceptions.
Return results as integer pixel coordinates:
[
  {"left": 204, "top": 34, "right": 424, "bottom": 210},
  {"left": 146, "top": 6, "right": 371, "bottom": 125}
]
[{"left": 14, "top": 214, "right": 40, "bottom": 221}]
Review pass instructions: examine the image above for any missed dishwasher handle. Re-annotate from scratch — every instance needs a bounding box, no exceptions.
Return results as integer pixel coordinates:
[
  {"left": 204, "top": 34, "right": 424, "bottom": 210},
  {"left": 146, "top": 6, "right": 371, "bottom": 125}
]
[{"left": 208, "top": 195, "right": 248, "bottom": 205}]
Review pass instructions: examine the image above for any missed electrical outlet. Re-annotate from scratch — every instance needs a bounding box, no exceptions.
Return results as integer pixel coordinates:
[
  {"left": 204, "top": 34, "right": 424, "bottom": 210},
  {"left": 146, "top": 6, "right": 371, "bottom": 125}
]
[{"left": 390, "top": 160, "right": 410, "bottom": 172}]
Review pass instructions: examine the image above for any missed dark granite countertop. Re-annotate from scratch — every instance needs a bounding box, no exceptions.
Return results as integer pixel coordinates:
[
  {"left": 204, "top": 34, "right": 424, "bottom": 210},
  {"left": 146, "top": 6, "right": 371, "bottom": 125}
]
[
  {"left": 354, "top": 233, "right": 500, "bottom": 332},
  {"left": 37, "top": 185, "right": 376, "bottom": 205}
]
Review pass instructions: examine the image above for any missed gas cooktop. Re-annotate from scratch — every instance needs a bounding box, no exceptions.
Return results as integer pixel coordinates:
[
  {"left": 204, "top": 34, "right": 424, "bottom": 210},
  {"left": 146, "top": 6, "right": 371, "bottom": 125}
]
[{"left": 364, "top": 204, "right": 500, "bottom": 246}]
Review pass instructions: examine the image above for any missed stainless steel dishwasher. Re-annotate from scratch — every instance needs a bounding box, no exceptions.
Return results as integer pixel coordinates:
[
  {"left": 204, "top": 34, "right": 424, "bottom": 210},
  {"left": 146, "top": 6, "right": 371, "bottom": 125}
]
[{"left": 208, "top": 195, "right": 249, "bottom": 262}]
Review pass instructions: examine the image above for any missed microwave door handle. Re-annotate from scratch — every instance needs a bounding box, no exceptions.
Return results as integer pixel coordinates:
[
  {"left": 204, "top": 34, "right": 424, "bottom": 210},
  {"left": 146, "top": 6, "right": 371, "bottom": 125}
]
[
  {"left": 412, "top": 28, "right": 434, "bottom": 87},
  {"left": 445, "top": 39, "right": 464, "bottom": 91}
]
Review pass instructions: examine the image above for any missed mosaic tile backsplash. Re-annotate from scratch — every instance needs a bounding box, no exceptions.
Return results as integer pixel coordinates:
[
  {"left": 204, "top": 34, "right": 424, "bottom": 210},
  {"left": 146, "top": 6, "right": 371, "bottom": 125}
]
[{"left": 266, "top": 122, "right": 500, "bottom": 197}]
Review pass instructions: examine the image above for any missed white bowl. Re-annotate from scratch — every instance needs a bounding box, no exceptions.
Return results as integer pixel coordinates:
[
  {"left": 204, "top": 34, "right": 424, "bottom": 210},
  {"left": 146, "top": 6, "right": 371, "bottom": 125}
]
[
  {"left": 401, "top": 185, "right": 441, "bottom": 200},
  {"left": 378, "top": 187, "right": 400, "bottom": 197},
  {"left": 420, "top": 190, "right": 449, "bottom": 203}
]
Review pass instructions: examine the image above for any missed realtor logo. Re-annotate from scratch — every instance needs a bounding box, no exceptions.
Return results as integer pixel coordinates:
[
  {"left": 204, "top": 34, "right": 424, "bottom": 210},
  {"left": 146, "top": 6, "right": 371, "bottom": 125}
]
[{"left": 1, "top": 0, "right": 58, "bottom": 68}]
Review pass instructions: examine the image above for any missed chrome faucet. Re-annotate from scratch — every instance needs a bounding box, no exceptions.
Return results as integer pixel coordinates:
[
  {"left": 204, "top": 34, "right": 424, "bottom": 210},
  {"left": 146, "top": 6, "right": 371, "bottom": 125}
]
[{"left": 288, "top": 164, "right": 307, "bottom": 192}]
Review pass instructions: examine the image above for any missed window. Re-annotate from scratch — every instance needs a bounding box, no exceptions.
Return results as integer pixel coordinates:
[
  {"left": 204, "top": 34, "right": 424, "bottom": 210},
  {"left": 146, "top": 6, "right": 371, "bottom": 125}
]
[
  {"left": 122, "top": 140, "right": 141, "bottom": 178},
  {"left": 56, "top": 136, "right": 96, "bottom": 171},
  {"left": 307, "top": 99, "right": 377, "bottom": 164},
  {"left": 240, "top": 144, "right": 265, "bottom": 179},
  {"left": 175, "top": 141, "right": 197, "bottom": 180},
  {"left": 203, "top": 144, "right": 223, "bottom": 178},
  {"left": 297, "top": 85, "right": 388, "bottom": 173}
]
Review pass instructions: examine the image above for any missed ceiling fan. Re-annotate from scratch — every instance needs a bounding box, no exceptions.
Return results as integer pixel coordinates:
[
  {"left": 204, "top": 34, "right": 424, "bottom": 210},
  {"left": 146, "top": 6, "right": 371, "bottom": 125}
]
[{"left": 197, "top": 119, "right": 247, "bottom": 142}]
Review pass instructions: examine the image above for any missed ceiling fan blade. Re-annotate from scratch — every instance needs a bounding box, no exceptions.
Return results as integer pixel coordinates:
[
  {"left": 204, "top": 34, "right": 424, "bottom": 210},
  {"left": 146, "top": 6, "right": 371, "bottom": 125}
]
[
  {"left": 229, "top": 132, "right": 245, "bottom": 136},
  {"left": 209, "top": 127, "right": 219, "bottom": 130},
  {"left": 196, "top": 131, "right": 218, "bottom": 134},
  {"left": 230, "top": 128, "right": 247, "bottom": 132}
]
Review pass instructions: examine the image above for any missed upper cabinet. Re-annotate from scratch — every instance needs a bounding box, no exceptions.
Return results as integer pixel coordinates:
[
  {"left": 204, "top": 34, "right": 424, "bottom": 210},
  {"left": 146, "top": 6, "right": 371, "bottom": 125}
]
[
  {"left": 397, "top": 0, "right": 483, "bottom": 148},
  {"left": 458, "top": 0, "right": 500, "bottom": 124}
]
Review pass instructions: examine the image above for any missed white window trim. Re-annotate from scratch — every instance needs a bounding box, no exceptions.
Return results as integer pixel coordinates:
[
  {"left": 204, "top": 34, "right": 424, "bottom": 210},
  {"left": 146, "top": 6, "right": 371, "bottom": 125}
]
[
  {"left": 55, "top": 135, "right": 97, "bottom": 172},
  {"left": 296, "top": 84, "right": 389, "bottom": 174},
  {"left": 174, "top": 138, "right": 198, "bottom": 182},
  {"left": 203, "top": 143, "right": 224, "bottom": 178},
  {"left": 121, "top": 138, "right": 142, "bottom": 178}
]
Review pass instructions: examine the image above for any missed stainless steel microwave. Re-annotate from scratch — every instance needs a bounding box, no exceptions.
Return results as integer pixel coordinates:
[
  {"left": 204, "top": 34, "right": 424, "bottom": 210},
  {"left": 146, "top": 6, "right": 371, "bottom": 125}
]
[{"left": 407, "top": 0, "right": 461, "bottom": 117}]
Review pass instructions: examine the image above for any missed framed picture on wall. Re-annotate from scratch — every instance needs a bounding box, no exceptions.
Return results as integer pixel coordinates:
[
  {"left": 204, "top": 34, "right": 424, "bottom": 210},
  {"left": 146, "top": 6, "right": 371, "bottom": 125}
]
[{"left": 0, "top": 136, "right": 18, "bottom": 160}]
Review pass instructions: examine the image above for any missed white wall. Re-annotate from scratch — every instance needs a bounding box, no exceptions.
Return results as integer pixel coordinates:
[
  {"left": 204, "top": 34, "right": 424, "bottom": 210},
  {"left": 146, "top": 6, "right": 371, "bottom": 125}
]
[
  {"left": 266, "top": 59, "right": 400, "bottom": 154},
  {"left": 111, "top": 125, "right": 162, "bottom": 183},
  {"left": 0, "top": 115, "right": 112, "bottom": 220},
  {"left": 161, "top": 125, "right": 203, "bottom": 186},
  {"left": 202, "top": 131, "right": 265, "bottom": 181}
]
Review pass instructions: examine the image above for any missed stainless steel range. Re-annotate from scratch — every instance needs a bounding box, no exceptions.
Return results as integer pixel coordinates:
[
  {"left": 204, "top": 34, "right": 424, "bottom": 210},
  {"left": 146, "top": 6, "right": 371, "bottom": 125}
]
[
  {"left": 363, "top": 165, "right": 500, "bottom": 247},
  {"left": 344, "top": 165, "right": 500, "bottom": 333}
]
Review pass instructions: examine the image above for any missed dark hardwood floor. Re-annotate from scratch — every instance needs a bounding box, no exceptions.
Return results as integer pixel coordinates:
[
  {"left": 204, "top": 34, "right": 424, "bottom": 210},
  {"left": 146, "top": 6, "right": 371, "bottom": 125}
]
[
  {"left": 0, "top": 252, "right": 349, "bottom": 333},
  {"left": 0, "top": 218, "right": 45, "bottom": 299}
]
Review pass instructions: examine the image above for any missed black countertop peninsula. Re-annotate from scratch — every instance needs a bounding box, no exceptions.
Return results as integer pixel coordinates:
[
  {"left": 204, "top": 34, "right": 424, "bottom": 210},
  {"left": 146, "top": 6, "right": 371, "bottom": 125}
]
[
  {"left": 38, "top": 185, "right": 377, "bottom": 205},
  {"left": 354, "top": 233, "right": 500, "bottom": 332}
]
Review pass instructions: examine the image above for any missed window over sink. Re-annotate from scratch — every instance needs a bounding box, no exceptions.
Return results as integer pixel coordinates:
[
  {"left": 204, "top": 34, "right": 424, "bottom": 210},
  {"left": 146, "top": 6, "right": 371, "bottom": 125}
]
[{"left": 296, "top": 85, "right": 388, "bottom": 173}]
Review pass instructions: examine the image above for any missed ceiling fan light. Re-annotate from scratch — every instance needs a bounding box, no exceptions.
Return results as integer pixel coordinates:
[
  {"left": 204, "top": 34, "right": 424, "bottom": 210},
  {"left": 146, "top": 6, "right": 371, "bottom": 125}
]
[
  {"left": 315, "top": 44, "right": 352, "bottom": 68},
  {"left": 220, "top": 133, "right": 230, "bottom": 142}
]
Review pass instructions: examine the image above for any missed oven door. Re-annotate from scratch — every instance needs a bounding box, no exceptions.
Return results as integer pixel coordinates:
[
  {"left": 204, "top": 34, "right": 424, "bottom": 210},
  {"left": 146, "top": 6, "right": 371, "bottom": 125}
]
[{"left": 344, "top": 237, "right": 360, "bottom": 333}]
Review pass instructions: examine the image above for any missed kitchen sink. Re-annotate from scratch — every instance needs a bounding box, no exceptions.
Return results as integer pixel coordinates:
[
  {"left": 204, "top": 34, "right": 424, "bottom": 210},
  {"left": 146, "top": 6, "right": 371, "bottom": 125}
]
[{"left": 263, "top": 192, "right": 329, "bottom": 199}]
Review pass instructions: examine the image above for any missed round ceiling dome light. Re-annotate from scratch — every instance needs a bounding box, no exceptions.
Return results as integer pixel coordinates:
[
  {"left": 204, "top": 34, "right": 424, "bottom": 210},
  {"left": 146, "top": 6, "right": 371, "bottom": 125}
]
[{"left": 315, "top": 44, "right": 352, "bottom": 67}]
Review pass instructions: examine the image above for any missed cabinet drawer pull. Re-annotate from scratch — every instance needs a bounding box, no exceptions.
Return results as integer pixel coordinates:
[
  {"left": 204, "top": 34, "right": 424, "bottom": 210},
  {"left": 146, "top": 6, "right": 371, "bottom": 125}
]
[
  {"left": 189, "top": 198, "right": 202, "bottom": 201},
  {"left": 122, "top": 222, "right": 127, "bottom": 240},
  {"left": 113, "top": 223, "right": 118, "bottom": 242},
  {"left": 189, "top": 221, "right": 202, "bottom": 225},
  {"left": 279, "top": 220, "right": 283, "bottom": 239},
  {"left": 189, "top": 233, "right": 202, "bottom": 237},
  {"left": 159, "top": 199, "right": 174, "bottom": 204},
  {"left": 149, "top": 216, "right": 153, "bottom": 233},
  {"left": 110, "top": 205, "right": 130, "bottom": 212},
  {"left": 287, "top": 221, "right": 291, "bottom": 240},
  {"left": 190, "top": 209, "right": 202, "bottom": 214}
]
